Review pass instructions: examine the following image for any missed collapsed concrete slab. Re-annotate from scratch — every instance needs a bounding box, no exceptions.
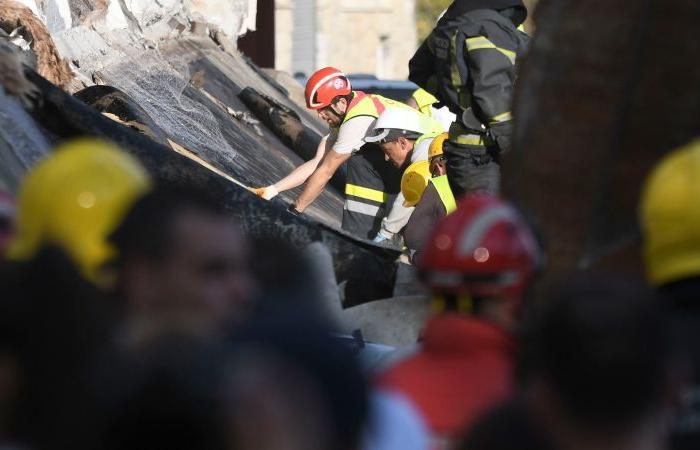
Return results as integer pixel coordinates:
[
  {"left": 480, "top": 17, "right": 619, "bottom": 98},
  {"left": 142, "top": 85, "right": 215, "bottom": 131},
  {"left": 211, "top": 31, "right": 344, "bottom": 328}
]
[
  {"left": 0, "top": 0, "right": 417, "bottom": 308},
  {"left": 22, "top": 67, "right": 401, "bottom": 305}
]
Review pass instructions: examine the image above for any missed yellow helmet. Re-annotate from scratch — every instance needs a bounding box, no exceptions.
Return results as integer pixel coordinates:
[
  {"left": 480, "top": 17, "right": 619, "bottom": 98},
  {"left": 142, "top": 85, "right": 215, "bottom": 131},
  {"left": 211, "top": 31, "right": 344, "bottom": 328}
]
[
  {"left": 429, "top": 133, "right": 448, "bottom": 161},
  {"left": 7, "top": 138, "right": 151, "bottom": 286},
  {"left": 401, "top": 160, "right": 432, "bottom": 207},
  {"left": 640, "top": 139, "right": 700, "bottom": 286}
]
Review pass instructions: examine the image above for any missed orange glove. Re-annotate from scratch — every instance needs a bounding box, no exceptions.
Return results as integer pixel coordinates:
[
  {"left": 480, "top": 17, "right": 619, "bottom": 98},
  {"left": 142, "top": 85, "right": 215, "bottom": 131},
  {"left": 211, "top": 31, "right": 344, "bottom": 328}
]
[{"left": 253, "top": 185, "right": 279, "bottom": 200}]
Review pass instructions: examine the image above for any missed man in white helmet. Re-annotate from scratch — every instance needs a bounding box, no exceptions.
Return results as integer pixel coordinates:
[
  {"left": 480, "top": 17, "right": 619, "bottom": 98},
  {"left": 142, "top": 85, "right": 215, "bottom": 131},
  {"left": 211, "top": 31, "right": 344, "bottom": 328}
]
[
  {"left": 255, "top": 67, "right": 443, "bottom": 241},
  {"left": 364, "top": 108, "right": 444, "bottom": 243}
]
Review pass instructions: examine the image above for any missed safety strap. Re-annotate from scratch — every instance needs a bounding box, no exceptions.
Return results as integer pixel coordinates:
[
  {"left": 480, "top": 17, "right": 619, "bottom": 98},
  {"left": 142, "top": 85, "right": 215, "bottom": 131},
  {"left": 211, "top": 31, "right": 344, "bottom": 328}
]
[{"left": 430, "top": 175, "right": 457, "bottom": 214}]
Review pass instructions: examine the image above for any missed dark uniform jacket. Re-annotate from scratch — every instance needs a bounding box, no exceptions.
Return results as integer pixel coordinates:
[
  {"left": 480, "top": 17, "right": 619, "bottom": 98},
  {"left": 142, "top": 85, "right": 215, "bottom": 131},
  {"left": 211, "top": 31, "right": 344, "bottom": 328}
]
[
  {"left": 408, "top": 0, "right": 529, "bottom": 153},
  {"left": 658, "top": 278, "right": 700, "bottom": 450},
  {"left": 404, "top": 182, "right": 445, "bottom": 263}
]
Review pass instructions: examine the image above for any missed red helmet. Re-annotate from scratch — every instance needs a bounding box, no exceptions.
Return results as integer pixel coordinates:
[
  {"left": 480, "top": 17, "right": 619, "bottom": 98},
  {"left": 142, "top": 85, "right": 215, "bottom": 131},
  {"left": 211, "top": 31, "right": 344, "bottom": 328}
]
[
  {"left": 419, "top": 192, "right": 542, "bottom": 298},
  {"left": 305, "top": 67, "right": 352, "bottom": 110}
]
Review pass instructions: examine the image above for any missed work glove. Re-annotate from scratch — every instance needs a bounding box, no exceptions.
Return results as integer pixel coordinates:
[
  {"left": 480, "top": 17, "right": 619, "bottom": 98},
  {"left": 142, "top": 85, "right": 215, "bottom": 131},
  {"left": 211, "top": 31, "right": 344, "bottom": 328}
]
[
  {"left": 372, "top": 230, "right": 392, "bottom": 244},
  {"left": 486, "top": 120, "right": 514, "bottom": 155},
  {"left": 253, "top": 185, "right": 279, "bottom": 200}
]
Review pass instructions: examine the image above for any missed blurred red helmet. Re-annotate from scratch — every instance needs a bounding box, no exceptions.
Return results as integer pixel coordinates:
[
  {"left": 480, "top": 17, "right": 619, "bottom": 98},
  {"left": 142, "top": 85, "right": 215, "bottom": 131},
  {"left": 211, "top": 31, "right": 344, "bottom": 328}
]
[
  {"left": 305, "top": 67, "right": 352, "bottom": 110},
  {"left": 419, "top": 192, "right": 541, "bottom": 298}
]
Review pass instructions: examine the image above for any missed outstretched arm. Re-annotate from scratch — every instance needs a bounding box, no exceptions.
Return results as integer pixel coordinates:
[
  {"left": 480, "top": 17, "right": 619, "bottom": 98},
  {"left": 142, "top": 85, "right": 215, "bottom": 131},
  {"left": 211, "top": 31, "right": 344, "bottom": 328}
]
[
  {"left": 293, "top": 149, "right": 351, "bottom": 212},
  {"left": 274, "top": 135, "right": 331, "bottom": 192},
  {"left": 254, "top": 135, "right": 333, "bottom": 200}
]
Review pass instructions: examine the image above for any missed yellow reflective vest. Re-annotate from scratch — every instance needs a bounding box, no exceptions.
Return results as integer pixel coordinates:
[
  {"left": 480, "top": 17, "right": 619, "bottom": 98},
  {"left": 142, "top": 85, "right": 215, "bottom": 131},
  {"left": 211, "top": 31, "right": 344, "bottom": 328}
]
[{"left": 429, "top": 175, "right": 457, "bottom": 214}]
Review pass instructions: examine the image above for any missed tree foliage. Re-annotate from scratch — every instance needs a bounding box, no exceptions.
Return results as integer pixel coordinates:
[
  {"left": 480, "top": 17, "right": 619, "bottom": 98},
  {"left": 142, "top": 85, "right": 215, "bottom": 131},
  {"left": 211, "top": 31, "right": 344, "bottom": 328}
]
[{"left": 416, "top": 0, "right": 452, "bottom": 42}]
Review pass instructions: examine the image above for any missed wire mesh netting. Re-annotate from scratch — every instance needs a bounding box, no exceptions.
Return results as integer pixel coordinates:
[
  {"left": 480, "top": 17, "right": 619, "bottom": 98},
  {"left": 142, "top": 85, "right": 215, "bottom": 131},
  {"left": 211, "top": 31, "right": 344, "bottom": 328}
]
[{"left": 101, "top": 51, "right": 238, "bottom": 165}]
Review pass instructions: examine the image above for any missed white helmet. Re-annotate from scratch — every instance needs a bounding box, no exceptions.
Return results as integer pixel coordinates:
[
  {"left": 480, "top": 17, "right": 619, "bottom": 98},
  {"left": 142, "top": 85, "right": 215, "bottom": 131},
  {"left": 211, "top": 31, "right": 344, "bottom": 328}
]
[{"left": 365, "top": 108, "right": 427, "bottom": 143}]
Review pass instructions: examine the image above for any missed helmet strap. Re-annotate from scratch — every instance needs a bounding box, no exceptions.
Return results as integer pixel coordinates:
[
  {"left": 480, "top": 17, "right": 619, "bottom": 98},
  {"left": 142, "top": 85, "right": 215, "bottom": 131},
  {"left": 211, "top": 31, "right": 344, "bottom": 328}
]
[
  {"left": 431, "top": 294, "right": 478, "bottom": 315},
  {"left": 327, "top": 103, "right": 345, "bottom": 122}
]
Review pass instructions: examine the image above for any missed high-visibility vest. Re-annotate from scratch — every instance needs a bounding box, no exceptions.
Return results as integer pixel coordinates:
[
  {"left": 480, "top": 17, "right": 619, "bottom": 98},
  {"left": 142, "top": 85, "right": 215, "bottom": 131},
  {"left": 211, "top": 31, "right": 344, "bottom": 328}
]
[
  {"left": 342, "top": 91, "right": 413, "bottom": 123},
  {"left": 429, "top": 175, "right": 457, "bottom": 214},
  {"left": 412, "top": 88, "right": 439, "bottom": 116},
  {"left": 416, "top": 131, "right": 443, "bottom": 149}
]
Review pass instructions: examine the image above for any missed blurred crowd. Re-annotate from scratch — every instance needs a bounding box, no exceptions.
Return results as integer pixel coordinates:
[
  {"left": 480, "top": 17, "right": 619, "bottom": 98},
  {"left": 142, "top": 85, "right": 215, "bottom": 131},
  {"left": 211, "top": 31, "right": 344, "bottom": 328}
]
[{"left": 0, "top": 135, "right": 699, "bottom": 450}]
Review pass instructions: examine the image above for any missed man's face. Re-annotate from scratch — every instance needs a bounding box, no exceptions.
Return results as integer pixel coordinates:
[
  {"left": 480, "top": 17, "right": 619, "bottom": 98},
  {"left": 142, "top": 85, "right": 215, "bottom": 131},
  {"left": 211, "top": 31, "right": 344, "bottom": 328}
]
[
  {"left": 317, "top": 98, "right": 347, "bottom": 128},
  {"left": 145, "top": 211, "right": 255, "bottom": 329},
  {"left": 430, "top": 156, "right": 447, "bottom": 177},
  {"left": 380, "top": 137, "right": 414, "bottom": 168}
]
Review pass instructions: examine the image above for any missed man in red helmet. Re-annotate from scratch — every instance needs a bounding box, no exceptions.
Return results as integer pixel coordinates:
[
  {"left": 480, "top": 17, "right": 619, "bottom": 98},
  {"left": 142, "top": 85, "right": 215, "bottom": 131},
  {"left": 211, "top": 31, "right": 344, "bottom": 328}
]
[
  {"left": 377, "top": 192, "right": 541, "bottom": 448},
  {"left": 279, "top": 67, "right": 436, "bottom": 239}
]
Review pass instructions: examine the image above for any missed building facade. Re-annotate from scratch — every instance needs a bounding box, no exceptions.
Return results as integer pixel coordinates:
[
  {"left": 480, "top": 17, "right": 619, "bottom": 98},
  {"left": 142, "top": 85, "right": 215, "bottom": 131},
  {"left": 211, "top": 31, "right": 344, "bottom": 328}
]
[{"left": 275, "top": 0, "right": 417, "bottom": 80}]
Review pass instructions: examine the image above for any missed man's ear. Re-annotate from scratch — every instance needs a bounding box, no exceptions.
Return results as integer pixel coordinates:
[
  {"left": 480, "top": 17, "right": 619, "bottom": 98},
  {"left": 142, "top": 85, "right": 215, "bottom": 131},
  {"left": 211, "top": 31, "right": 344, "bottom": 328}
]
[{"left": 121, "top": 258, "right": 162, "bottom": 312}]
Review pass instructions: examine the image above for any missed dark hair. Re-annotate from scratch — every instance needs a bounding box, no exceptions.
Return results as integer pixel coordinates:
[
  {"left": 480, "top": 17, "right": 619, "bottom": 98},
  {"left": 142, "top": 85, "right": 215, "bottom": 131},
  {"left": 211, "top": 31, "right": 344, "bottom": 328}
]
[
  {"left": 331, "top": 93, "right": 354, "bottom": 106},
  {"left": 95, "top": 335, "right": 228, "bottom": 450},
  {"left": 110, "top": 185, "right": 230, "bottom": 266},
  {"left": 522, "top": 275, "right": 671, "bottom": 430},
  {"left": 229, "top": 312, "right": 369, "bottom": 450},
  {"left": 459, "top": 398, "right": 555, "bottom": 450},
  {"left": 0, "top": 246, "right": 118, "bottom": 449}
]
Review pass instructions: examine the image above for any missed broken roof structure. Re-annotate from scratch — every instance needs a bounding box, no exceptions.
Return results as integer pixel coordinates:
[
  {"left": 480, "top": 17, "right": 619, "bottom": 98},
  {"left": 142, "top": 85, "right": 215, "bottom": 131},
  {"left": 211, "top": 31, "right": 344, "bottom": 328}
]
[{"left": 0, "top": 0, "right": 405, "bottom": 306}]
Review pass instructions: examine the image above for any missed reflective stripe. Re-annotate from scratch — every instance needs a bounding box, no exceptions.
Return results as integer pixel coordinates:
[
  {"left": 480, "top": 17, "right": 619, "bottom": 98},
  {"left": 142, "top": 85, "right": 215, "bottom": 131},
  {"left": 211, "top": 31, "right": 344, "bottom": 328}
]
[
  {"left": 452, "top": 134, "right": 485, "bottom": 146},
  {"left": 345, "top": 183, "right": 389, "bottom": 203},
  {"left": 450, "top": 33, "right": 462, "bottom": 88},
  {"left": 430, "top": 175, "right": 457, "bottom": 214},
  {"left": 344, "top": 199, "right": 382, "bottom": 217},
  {"left": 490, "top": 111, "right": 513, "bottom": 123},
  {"left": 465, "top": 36, "right": 516, "bottom": 64}
]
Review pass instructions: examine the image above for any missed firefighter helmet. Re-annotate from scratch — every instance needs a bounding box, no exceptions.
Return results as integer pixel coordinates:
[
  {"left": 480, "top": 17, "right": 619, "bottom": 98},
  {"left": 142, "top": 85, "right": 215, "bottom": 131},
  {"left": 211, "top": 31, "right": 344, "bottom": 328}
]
[
  {"left": 305, "top": 67, "right": 352, "bottom": 110},
  {"left": 419, "top": 193, "right": 541, "bottom": 298}
]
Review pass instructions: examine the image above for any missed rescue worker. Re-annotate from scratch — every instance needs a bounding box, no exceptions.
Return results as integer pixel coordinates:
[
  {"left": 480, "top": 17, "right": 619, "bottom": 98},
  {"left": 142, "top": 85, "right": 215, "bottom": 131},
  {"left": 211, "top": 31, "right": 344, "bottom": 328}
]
[
  {"left": 404, "top": 133, "right": 457, "bottom": 262},
  {"left": 639, "top": 139, "right": 700, "bottom": 450},
  {"left": 7, "top": 138, "right": 151, "bottom": 287},
  {"left": 281, "top": 67, "right": 440, "bottom": 239},
  {"left": 0, "top": 190, "right": 15, "bottom": 262},
  {"left": 0, "top": 139, "right": 151, "bottom": 448},
  {"left": 406, "top": 88, "right": 456, "bottom": 132},
  {"left": 364, "top": 107, "right": 444, "bottom": 243},
  {"left": 378, "top": 193, "right": 542, "bottom": 447},
  {"left": 409, "top": 0, "right": 530, "bottom": 196},
  {"left": 461, "top": 277, "right": 673, "bottom": 450}
]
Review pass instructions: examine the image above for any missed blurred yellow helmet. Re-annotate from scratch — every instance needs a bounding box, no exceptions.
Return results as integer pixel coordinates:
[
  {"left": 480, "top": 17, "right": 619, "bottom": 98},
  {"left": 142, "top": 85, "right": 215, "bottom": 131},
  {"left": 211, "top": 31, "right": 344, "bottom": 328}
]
[
  {"left": 428, "top": 133, "right": 448, "bottom": 161},
  {"left": 401, "top": 160, "right": 432, "bottom": 207},
  {"left": 7, "top": 138, "right": 151, "bottom": 286},
  {"left": 640, "top": 139, "right": 700, "bottom": 286}
]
